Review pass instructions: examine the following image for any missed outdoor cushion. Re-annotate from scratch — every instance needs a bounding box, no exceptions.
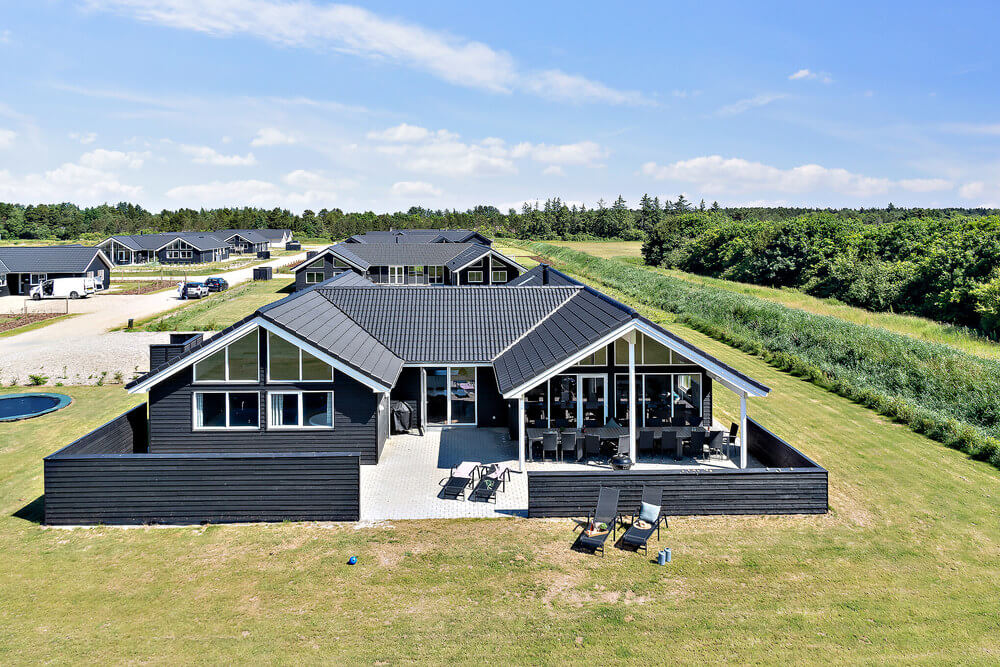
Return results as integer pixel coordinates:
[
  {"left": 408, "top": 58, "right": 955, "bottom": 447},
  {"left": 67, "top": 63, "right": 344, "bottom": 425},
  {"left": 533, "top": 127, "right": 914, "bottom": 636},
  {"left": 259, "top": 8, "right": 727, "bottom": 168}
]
[{"left": 639, "top": 502, "right": 660, "bottom": 524}]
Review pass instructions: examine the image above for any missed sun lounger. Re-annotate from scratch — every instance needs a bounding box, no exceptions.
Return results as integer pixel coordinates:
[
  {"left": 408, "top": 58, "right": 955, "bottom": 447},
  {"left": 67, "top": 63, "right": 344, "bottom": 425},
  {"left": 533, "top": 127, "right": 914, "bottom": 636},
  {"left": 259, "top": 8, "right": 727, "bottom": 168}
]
[{"left": 441, "top": 460, "right": 480, "bottom": 500}]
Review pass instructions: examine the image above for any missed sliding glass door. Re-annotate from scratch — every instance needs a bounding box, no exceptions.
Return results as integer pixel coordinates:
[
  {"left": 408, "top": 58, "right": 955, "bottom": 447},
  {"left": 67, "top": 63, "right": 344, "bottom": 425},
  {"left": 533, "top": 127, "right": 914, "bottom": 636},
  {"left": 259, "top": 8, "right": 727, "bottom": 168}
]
[{"left": 424, "top": 367, "right": 477, "bottom": 425}]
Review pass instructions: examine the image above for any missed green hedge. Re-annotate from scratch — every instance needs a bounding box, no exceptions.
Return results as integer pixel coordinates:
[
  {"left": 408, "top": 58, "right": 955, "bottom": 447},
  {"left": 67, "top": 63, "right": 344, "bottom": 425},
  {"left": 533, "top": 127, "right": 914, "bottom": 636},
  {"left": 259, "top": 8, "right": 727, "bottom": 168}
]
[{"left": 522, "top": 241, "right": 1000, "bottom": 469}]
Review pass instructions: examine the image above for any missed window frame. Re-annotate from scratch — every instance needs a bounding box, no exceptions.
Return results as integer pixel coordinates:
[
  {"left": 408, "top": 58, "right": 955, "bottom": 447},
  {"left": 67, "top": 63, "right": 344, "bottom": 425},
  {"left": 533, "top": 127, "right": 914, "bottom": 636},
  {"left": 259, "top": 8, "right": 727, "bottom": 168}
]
[
  {"left": 192, "top": 329, "right": 260, "bottom": 384},
  {"left": 266, "top": 331, "right": 334, "bottom": 383},
  {"left": 427, "top": 266, "right": 444, "bottom": 284},
  {"left": 491, "top": 269, "right": 507, "bottom": 283},
  {"left": 576, "top": 347, "right": 608, "bottom": 367},
  {"left": 29, "top": 273, "right": 47, "bottom": 285},
  {"left": 467, "top": 270, "right": 484, "bottom": 283},
  {"left": 388, "top": 266, "right": 404, "bottom": 284},
  {"left": 613, "top": 371, "right": 703, "bottom": 427},
  {"left": 267, "top": 390, "right": 335, "bottom": 430},
  {"left": 305, "top": 271, "right": 325, "bottom": 284},
  {"left": 191, "top": 390, "right": 261, "bottom": 431}
]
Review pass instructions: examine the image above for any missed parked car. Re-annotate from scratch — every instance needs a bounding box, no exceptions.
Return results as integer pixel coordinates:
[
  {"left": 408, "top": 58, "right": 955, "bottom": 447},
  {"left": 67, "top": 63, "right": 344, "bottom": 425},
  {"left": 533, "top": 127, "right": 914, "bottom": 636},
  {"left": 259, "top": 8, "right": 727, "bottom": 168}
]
[
  {"left": 178, "top": 282, "right": 209, "bottom": 299},
  {"left": 29, "top": 277, "right": 96, "bottom": 300},
  {"left": 204, "top": 277, "right": 229, "bottom": 292}
]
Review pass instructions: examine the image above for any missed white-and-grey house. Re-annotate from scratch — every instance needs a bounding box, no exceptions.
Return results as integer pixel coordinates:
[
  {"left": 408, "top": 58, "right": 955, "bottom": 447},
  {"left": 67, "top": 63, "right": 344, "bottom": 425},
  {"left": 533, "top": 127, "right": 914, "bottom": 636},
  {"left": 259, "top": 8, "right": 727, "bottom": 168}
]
[{"left": 0, "top": 246, "right": 112, "bottom": 296}]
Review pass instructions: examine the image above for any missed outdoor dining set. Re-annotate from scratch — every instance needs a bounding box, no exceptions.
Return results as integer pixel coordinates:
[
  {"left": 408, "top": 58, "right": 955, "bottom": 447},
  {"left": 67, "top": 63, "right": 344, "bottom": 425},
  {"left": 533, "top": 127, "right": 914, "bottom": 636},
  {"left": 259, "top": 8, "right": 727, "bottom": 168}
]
[{"left": 526, "top": 418, "right": 737, "bottom": 464}]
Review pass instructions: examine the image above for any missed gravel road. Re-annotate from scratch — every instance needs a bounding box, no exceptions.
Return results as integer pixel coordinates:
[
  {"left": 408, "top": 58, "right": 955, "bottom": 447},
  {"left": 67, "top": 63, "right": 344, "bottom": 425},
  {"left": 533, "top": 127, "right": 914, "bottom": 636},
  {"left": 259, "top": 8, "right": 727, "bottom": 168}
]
[{"left": 0, "top": 251, "right": 310, "bottom": 386}]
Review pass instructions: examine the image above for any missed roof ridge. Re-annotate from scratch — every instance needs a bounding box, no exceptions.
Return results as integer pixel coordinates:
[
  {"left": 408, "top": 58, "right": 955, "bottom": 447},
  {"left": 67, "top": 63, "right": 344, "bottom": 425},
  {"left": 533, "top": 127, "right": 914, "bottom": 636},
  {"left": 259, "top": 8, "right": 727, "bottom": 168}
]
[{"left": 490, "top": 287, "right": 583, "bottom": 360}]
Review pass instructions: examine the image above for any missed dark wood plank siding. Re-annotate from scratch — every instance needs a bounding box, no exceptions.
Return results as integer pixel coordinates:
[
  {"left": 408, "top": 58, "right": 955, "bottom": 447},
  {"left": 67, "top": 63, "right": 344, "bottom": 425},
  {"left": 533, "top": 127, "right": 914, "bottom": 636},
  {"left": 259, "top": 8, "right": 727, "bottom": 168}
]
[
  {"left": 527, "top": 419, "right": 827, "bottom": 517},
  {"left": 294, "top": 255, "right": 353, "bottom": 291},
  {"left": 148, "top": 365, "right": 380, "bottom": 463},
  {"left": 527, "top": 468, "right": 828, "bottom": 517},
  {"left": 47, "top": 404, "right": 148, "bottom": 456},
  {"left": 476, "top": 366, "right": 507, "bottom": 427},
  {"left": 44, "top": 452, "right": 360, "bottom": 525}
]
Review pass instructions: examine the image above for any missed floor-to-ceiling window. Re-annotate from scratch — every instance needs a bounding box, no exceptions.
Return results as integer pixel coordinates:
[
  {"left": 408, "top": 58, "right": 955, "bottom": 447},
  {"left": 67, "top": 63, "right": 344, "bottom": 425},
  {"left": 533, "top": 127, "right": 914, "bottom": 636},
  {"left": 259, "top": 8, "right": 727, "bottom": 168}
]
[
  {"left": 424, "top": 367, "right": 477, "bottom": 425},
  {"left": 528, "top": 373, "right": 608, "bottom": 429},
  {"left": 614, "top": 372, "right": 703, "bottom": 427}
]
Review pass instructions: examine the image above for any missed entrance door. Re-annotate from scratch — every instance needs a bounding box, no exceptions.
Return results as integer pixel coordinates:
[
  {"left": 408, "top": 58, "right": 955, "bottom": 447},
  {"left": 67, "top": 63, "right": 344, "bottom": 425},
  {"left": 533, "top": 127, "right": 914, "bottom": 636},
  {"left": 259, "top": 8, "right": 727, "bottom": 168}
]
[{"left": 425, "top": 368, "right": 448, "bottom": 425}]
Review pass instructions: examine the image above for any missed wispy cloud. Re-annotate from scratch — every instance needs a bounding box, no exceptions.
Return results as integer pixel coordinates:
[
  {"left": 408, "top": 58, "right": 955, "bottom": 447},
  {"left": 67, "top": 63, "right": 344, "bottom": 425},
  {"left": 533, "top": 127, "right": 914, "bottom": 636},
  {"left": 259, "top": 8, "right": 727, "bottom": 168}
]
[
  {"left": 788, "top": 68, "right": 833, "bottom": 84},
  {"left": 84, "top": 0, "right": 651, "bottom": 105},
  {"left": 251, "top": 127, "right": 297, "bottom": 147},
  {"left": 180, "top": 144, "right": 257, "bottom": 166},
  {"left": 0, "top": 129, "right": 16, "bottom": 149},
  {"left": 941, "top": 122, "right": 1000, "bottom": 136},
  {"left": 716, "top": 93, "right": 786, "bottom": 117},
  {"left": 391, "top": 180, "right": 441, "bottom": 197}
]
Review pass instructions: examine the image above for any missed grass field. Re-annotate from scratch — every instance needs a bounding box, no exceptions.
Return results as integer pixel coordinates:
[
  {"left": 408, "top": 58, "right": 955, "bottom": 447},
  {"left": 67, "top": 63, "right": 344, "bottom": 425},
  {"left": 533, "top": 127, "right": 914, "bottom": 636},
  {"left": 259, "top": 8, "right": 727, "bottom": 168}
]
[
  {"left": 3, "top": 286, "right": 1000, "bottom": 661},
  {"left": 125, "top": 277, "right": 295, "bottom": 332},
  {"left": 544, "top": 240, "right": 1000, "bottom": 361},
  {"left": 113, "top": 250, "right": 303, "bottom": 278},
  {"left": 0, "top": 313, "right": 76, "bottom": 338}
]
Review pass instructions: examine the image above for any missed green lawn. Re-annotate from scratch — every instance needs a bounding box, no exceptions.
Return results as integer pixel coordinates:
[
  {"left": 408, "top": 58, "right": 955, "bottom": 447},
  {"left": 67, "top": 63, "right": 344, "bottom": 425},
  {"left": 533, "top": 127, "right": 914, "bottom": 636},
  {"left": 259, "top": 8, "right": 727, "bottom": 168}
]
[
  {"left": 544, "top": 239, "right": 1000, "bottom": 361},
  {"left": 125, "top": 277, "right": 295, "bottom": 332},
  {"left": 2, "top": 292, "right": 1000, "bottom": 660},
  {"left": 113, "top": 250, "right": 304, "bottom": 278}
]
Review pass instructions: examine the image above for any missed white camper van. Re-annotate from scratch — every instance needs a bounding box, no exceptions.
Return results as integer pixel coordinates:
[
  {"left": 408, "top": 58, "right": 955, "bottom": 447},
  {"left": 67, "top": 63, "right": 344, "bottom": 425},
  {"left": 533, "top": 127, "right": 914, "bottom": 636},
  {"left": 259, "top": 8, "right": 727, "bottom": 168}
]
[{"left": 29, "top": 277, "right": 97, "bottom": 300}]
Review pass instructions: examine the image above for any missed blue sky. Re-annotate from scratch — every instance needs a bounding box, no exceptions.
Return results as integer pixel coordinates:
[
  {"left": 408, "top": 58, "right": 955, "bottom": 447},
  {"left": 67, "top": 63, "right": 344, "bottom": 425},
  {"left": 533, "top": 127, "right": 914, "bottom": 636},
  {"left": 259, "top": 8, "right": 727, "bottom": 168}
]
[{"left": 1, "top": 0, "right": 999, "bottom": 212}]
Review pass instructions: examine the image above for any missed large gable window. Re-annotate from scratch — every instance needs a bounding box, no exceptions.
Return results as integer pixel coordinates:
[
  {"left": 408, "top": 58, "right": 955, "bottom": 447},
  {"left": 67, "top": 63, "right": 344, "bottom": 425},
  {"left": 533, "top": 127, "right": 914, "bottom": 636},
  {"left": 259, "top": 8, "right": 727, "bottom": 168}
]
[
  {"left": 193, "top": 329, "right": 259, "bottom": 382},
  {"left": 614, "top": 332, "right": 691, "bottom": 365},
  {"left": 267, "top": 332, "right": 333, "bottom": 382}
]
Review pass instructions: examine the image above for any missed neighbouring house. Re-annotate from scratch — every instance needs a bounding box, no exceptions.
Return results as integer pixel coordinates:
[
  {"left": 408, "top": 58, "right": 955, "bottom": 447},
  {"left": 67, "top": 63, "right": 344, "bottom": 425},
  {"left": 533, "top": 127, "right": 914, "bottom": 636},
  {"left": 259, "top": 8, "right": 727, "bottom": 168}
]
[
  {"left": 344, "top": 229, "right": 492, "bottom": 245},
  {"left": 97, "top": 232, "right": 231, "bottom": 265},
  {"left": 216, "top": 230, "right": 270, "bottom": 255},
  {"left": 290, "top": 242, "right": 523, "bottom": 290},
  {"left": 42, "top": 265, "right": 827, "bottom": 525},
  {"left": 0, "top": 246, "right": 112, "bottom": 296}
]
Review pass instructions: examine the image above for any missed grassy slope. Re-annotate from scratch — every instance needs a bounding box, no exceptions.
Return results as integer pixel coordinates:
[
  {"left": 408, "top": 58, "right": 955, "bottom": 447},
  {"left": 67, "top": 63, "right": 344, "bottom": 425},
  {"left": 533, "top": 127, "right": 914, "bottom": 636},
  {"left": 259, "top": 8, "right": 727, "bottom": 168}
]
[
  {"left": 2, "top": 317, "right": 1000, "bottom": 659},
  {"left": 547, "top": 240, "right": 1000, "bottom": 361},
  {"left": 127, "top": 277, "right": 295, "bottom": 332}
]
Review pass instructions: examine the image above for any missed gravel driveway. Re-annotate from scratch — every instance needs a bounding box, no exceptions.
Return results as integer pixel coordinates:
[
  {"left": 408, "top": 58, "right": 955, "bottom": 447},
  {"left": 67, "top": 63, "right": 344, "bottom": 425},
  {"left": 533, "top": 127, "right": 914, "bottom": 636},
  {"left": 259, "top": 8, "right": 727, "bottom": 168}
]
[{"left": 0, "top": 250, "right": 311, "bottom": 386}]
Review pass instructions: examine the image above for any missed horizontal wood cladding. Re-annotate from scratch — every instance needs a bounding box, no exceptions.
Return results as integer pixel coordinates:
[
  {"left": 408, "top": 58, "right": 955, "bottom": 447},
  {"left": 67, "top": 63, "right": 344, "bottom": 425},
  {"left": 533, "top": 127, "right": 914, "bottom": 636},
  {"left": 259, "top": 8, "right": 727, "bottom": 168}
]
[
  {"left": 44, "top": 452, "right": 360, "bottom": 525},
  {"left": 148, "top": 364, "right": 380, "bottom": 464},
  {"left": 527, "top": 469, "right": 828, "bottom": 517},
  {"left": 48, "top": 404, "right": 148, "bottom": 456}
]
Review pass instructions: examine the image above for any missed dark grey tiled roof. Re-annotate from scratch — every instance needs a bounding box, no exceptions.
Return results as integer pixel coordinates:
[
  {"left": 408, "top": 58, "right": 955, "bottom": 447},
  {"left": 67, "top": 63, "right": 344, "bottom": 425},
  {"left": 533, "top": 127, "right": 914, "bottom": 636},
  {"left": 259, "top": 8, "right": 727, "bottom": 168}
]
[
  {"left": 0, "top": 257, "right": 9, "bottom": 274},
  {"left": 327, "top": 243, "right": 491, "bottom": 270},
  {"left": 505, "top": 264, "right": 580, "bottom": 287},
  {"left": 0, "top": 246, "right": 106, "bottom": 273},
  {"left": 320, "top": 286, "right": 576, "bottom": 363},
  {"left": 102, "top": 233, "right": 180, "bottom": 251},
  {"left": 444, "top": 244, "right": 493, "bottom": 271},
  {"left": 346, "top": 229, "right": 486, "bottom": 244},
  {"left": 217, "top": 229, "right": 270, "bottom": 245},
  {"left": 260, "top": 290, "right": 403, "bottom": 386},
  {"left": 176, "top": 233, "right": 231, "bottom": 251}
]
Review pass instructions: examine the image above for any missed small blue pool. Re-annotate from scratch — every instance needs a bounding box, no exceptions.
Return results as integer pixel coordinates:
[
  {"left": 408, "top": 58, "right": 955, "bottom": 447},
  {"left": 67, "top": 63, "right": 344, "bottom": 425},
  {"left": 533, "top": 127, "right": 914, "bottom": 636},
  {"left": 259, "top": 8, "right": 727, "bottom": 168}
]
[{"left": 0, "top": 393, "right": 73, "bottom": 421}]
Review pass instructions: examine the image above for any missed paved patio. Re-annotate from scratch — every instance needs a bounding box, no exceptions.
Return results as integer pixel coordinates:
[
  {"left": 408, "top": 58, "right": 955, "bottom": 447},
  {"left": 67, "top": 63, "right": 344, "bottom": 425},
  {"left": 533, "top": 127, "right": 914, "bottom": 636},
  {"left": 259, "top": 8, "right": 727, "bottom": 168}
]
[
  {"left": 360, "top": 428, "right": 528, "bottom": 520},
  {"left": 359, "top": 425, "right": 760, "bottom": 520}
]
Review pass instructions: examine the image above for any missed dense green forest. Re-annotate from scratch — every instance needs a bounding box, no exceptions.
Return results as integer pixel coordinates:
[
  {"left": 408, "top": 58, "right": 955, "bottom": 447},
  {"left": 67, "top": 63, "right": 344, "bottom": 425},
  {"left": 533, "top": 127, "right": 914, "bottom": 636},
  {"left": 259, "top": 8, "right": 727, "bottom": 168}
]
[{"left": 3, "top": 197, "right": 1000, "bottom": 335}]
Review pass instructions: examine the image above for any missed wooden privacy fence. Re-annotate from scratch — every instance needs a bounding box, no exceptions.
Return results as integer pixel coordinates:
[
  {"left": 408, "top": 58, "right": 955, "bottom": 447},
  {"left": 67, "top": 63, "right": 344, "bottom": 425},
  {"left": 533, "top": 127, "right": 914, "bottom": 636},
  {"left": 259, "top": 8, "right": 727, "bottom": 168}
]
[
  {"left": 527, "top": 418, "right": 828, "bottom": 518},
  {"left": 43, "top": 406, "right": 361, "bottom": 525}
]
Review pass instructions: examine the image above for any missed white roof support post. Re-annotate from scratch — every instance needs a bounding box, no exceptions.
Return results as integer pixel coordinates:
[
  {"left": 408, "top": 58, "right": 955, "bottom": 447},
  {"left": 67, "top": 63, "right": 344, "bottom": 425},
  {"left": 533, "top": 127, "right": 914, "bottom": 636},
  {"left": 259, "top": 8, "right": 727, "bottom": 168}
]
[
  {"left": 627, "top": 331, "right": 637, "bottom": 461},
  {"left": 518, "top": 395, "right": 526, "bottom": 473},
  {"left": 739, "top": 391, "right": 748, "bottom": 469}
]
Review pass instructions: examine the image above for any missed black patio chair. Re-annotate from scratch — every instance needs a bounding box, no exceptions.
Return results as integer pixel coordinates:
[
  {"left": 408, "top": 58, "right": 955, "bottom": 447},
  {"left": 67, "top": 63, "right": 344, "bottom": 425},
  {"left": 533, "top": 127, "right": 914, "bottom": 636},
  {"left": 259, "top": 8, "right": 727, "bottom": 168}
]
[
  {"left": 584, "top": 433, "right": 602, "bottom": 459},
  {"left": 729, "top": 422, "right": 740, "bottom": 456},
  {"left": 470, "top": 463, "right": 511, "bottom": 503},
  {"left": 541, "top": 432, "right": 559, "bottom": 462},
  {"left": 440, "top": 460, "right": 480, "bottom": 501},
  {"left": 662, "top": 430, "right": 680, "bottom": 461},
  {"left": 575, "top": 486, "right": 621, "bottom": 557},
  {"left": 616, "top": 435, "right": 631, "bottom": 456},
  {"left": 560, "top": 431, "right": 578, "bottom": 462},
  {"left": 621, "top": 486, "right": 667, "bottom": 555},
  {"left": 689, "top": 430, "right": 707, "bottom": 460},
  {"left": 708, "top": 430, "right": 726, "bottom": 460},
  {"left": 638, "top": 429, "right": 656, "bottom": 457}
]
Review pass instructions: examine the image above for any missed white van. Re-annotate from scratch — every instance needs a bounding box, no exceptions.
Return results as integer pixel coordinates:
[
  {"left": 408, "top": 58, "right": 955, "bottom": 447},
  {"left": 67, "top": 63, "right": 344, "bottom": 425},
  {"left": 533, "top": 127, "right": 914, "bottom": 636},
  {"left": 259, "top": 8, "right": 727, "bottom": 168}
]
[{"left": 29, "top": 277, "right": 97, "bottom": 300}]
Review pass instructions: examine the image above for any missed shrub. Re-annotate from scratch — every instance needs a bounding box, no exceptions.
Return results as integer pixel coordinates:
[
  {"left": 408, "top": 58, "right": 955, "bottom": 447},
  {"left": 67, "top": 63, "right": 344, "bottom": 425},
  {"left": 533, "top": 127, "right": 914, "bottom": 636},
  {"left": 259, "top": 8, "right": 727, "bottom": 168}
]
[{"left": 27, "top": 374, "right": 48, "bottom": 386}]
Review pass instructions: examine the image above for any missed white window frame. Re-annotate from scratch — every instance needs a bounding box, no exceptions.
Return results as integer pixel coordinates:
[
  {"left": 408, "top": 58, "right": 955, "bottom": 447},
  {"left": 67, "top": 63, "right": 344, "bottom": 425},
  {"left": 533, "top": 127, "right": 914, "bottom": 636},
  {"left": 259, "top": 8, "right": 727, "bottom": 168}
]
[
  {"left": 192, "top": 390, "right": 261, "bottom": 431},
  {"left": 0, "top": 274, "right": 6, "bottom": 287},
  {"left": 491, "top": 269, "right": 507, "bottom": 283},
  {"left": 614, "top": 372, "right": 703, "bottom": 427},
  {"left": 576, "top": 346, "right": 608, "bottom": 367},
  {"left": 267, "top": 390, "right": 335, "bottom": 430},
  {"left": 423, "top": 366, "right": 478, "bottom": 426},
  {"left": 266, "top": 331, "right": 334, "bottom": 383},
  {"left": 193, "top": 329, "right": 260, "bottom": 384},
  {"left": 407, "top": 265, "right": 425, "bottom": 283},
  {"left": 30, "top": 273, "right": 47, "bottom": 285},
  {"left": 305, "top": 272, "right": 324, "bottom": 284},
  {"left": 388, "top": 266, "right": 404, "bottom": 285},
  {"left": 467, "top": 270, "right": 484, "bottom": 283},
  {"left": 427, "top": 266, "right": 444, "bottom": 284}
]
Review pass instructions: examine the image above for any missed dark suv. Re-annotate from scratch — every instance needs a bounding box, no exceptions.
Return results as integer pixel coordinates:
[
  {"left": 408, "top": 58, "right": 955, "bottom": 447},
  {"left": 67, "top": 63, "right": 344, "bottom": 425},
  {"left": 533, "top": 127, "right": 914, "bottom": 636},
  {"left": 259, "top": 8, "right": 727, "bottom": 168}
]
[{"left": 204, "top": 277, "right": 229, "bottom": 292}]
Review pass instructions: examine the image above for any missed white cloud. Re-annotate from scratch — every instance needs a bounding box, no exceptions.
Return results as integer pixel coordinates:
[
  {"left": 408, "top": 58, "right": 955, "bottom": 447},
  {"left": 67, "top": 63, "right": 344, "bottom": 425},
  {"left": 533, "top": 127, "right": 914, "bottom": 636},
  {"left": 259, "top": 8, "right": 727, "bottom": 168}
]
[
  {"left": 0, "top": 163, "right": 142, "bottom": 204},
  {"left": 641, "top": 155, "right": 895, "bottom": 197},
  {"left": 898, "top": 178, "right": 952, "bottom": 193},
  {"left": 788, "top": 68, "right": 833, "bottom": 83},
  {"left": 959, "top": 181, "right": 987, "bottom": 199},
  {"left": 86, "top": 0, "right": 649, "bottom": 105},
  {"left": 69, "top": 131, "right": 98, "bottom": 144},
  {"left": 0, "top": 29, "right": 11, "bottom": 44},
  {"left": 367, "top": 123, "right": 431, "bottom": 142},
  {"left": 180, "top": 144, "right": 257, "bottom": 166},
  {"left": 391, "top": 180, "right": 442, "bottom": 197},
  {"left": 942, "top": 123, "right": 1000, "bottom": 136},
  {"left": 511, "top": 140, "right": 607, "bottom": 166},
  {"left": 671, "top": 89, "right": 701, "bottom": 99},
  {"left": 166, "top": 179, "right": 279, "bottom": 207},
  {"left": 716, "top": 94, "right": 786, "bottom": 116},
  {"left": 251, "top": 127, "right": 297, "bottom": 146},
  {"left": 0, "top": 129, "right": 16, "bottom": 148},
  {"left": 79, "top": 148, "right": 149, "bottom": 169},
  {"left": 542, "top": 165, "right": 564, "bottom": 176}
]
